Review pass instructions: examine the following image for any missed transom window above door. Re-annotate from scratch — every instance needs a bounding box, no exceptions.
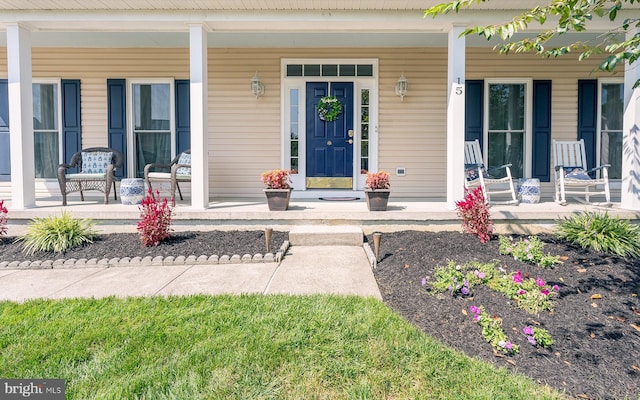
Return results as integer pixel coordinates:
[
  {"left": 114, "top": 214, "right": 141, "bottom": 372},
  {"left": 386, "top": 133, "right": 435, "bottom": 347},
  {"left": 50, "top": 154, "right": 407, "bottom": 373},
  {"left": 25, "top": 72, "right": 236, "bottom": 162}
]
[{"left": 286, "top": 64, "right": 373, "bottom": 77}]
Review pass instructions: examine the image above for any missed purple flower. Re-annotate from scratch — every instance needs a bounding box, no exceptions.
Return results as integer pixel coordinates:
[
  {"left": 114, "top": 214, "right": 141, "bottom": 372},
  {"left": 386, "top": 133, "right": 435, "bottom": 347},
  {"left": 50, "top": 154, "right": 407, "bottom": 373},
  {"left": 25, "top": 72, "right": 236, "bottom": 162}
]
[
  {"left": 447, "top": 285, "right": 452, "bottom": 291},
  {"left": 552, "top": 285, "right": 560, "bottom": 292},
  {"left": 527, "top": 336, "right": 538, "bottom": 346},
  {"left": 421, "top": 278, "right": 427, "bottom": 287},
  {"left": 536, "top": 278, "right": 545, "bottom": 287},
  {"left": 473, "top": 314, "right": 481, "bottom": 322},
  {"left": 522, "top": 326, "right": 534, "bottom": 336},
  {"left": 469, "top": 305, "right": 479, "bottom": 314},
  {"left": 504, "top": 341, "right": 513, "bottom": 350},
  {"left": 461, "top": 287, "right": 469, "bottom": 295},
  {"left": 463, "top": 280, "right": 469, "bottom": 287},
  {"left": 476, "top": 271, "right": 485, "bottom": 279}
]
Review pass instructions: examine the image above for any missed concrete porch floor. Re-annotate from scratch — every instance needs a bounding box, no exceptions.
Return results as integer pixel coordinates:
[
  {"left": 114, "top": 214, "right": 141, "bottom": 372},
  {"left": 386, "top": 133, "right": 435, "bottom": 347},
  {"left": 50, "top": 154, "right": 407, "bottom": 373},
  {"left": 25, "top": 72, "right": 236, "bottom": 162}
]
[{"left": 3, "top": 193, "right": 638, "bottom": 236}]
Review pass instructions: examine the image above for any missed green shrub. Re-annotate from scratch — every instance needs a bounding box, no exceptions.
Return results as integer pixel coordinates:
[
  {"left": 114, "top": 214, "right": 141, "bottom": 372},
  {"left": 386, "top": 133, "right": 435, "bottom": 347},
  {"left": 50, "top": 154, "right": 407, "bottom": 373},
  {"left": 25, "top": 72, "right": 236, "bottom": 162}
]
[
  {"left": 555, "top": 211, "right": 640, "bottom": 258},
  {"left": 19, "top": 211, "right": 96, "bottom": 255}
]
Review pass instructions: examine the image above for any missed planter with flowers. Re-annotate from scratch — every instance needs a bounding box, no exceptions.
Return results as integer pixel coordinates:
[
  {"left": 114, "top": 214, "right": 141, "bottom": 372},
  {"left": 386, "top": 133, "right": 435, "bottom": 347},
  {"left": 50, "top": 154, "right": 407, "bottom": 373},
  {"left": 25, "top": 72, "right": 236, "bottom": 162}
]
[
  {"left": 364, "top": 171, "right": 391, "bottom": 211},
  {"left": 261, "top": 169, "right": 293, "bottom": 211}
]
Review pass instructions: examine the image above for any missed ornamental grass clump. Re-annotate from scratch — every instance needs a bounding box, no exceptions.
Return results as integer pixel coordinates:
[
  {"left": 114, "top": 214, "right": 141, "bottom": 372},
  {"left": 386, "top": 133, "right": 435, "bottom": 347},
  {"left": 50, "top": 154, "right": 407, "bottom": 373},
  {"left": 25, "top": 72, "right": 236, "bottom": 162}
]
[
  {"left": 455, "top": 187, "right": 493, "bottom": 243},
  {"left": 499, "top": 235, "right": 562, "bottom": 267},
  {"left": 137, "top": 189, "right": 174, "bottom": 247},
  {"left": 19, "top": 211, "right": 96, "bottom": 255},
  {"left": 0, "top": 199, "right": 7, "bottom": 238},
  {"left": 555, "top": 211, "right": 640, "bottom": 258}
]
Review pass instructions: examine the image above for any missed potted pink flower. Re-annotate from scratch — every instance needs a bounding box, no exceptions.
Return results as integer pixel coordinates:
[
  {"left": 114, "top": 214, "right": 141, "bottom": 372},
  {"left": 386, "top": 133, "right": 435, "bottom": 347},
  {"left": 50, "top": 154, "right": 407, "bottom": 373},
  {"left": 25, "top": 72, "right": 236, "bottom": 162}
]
[
  {"left": 364, "top": 171, "right": 391, "bottom": 211},
  {"left": 261, "top": 169, "right": 292, "bottom": 211}
]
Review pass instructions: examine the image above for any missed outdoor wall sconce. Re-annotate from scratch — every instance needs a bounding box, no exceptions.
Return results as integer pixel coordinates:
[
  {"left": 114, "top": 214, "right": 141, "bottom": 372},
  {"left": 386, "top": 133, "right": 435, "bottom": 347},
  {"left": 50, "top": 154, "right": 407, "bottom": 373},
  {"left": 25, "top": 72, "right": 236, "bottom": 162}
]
[
  {"left": 395, "top": 74, "right": 408, "bottom": 101},
  {"left": 251, "top": 72, "right": 265, "bottom": 99}
]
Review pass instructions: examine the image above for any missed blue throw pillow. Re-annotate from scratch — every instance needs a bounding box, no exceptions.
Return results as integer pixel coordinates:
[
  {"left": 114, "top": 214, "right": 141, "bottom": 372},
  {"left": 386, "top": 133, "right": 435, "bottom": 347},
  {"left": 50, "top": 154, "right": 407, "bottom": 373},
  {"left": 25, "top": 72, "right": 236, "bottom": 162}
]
[
  {"left": 465, "top": 164, "right": 479, "bottom": 181},
  {"left": 81, "top": 151, "right": 112, "bottom": 174},
  {"left": 564, "top": 167, "right": 591, "bottom": 180}
]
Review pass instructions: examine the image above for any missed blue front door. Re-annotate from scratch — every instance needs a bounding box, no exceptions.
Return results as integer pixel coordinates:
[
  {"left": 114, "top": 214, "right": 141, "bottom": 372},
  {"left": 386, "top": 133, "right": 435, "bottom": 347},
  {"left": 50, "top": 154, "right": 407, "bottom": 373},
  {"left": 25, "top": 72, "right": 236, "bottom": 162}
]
[{"left": 306, "top": 82, "right": 354, "bottom": 189}]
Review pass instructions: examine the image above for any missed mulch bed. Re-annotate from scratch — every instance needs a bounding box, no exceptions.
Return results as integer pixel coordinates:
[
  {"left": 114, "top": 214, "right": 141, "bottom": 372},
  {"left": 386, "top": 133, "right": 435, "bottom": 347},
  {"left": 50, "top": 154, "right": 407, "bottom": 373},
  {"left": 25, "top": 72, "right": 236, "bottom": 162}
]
[
  {"left": 1, "top": 229, "right": 639, "bottom": 399},
  {"left": 368, "top": 231, "right": 640, "bottom": 400}
]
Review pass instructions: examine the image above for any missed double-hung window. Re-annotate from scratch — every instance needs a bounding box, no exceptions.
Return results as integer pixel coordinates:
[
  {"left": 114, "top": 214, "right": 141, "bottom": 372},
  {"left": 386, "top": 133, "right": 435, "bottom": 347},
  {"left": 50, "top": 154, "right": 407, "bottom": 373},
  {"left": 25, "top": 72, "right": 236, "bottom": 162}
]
[
  {"left": 485, "top": 81, "right": 530, "bottom": 179},
  {"left": 598, "top": 80, "right": 623, "bottom": 180},
  {"left": 130, "top": 81, "right": 174, "bottom": 178},
  {"left": 33, "top": 81, "right": 60, "bottom": 179}
]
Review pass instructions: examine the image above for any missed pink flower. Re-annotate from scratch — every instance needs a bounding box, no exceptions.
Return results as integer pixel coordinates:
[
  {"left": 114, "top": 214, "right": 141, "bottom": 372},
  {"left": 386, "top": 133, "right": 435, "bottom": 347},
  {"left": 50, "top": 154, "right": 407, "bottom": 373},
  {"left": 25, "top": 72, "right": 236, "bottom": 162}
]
[
  {"left": 541, "top": 289, "right": 550, "bottom": 296},
  {"left": 552, "top": 285, "right": 560, "bottom": 291},
  {"left": 516, "top": 289, "right": 527, "bottom": 296},
  {"left": 512, "top": 271, "right": 522, "bottom": 284},
  {"left": 535, "top": 278, "right": 545, "bottom": 287}
]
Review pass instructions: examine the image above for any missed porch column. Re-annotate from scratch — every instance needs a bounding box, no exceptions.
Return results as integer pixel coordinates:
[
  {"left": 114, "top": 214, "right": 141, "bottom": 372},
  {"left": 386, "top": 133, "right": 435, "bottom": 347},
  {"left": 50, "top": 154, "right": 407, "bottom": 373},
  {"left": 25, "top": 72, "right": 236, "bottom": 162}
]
[
  {"left": 622, "top": 29, "right": 640, "bottom": 211},
  {"left": 189, "top": 24, "right": 209, "bottom": 209},
  {"left": 446, "top": 24, "right": 466, "bottom": 209},
  {"left": 6, "top": 24, "right": 35, "bottom": 209}
]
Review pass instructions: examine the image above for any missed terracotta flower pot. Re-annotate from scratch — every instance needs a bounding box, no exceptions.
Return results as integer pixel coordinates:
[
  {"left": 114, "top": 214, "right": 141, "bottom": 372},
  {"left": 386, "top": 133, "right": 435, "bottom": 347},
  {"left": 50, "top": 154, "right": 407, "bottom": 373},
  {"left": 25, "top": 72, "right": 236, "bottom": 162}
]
[
  {"left": 264, "top": 188, "right": 292, "bottom": 211},
  {"left": 365, "top": 189, "right": 390, "bottom": 211}
]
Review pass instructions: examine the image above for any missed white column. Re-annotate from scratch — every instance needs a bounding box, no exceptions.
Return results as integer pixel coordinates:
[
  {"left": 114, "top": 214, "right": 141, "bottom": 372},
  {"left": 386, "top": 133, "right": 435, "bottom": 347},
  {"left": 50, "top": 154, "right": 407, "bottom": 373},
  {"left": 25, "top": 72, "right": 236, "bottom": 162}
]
[
  {"left": 189, "top": 24, "right": 209, "bottom": 209},
  {"left": 6, "top": 24, "right": 35, "bottom": 209},
  {"left": 446, "top": 25, "right": 466, "bottom": 209},
  {"left": 622, "top": 29, "right": 640, "bottom": 211}
]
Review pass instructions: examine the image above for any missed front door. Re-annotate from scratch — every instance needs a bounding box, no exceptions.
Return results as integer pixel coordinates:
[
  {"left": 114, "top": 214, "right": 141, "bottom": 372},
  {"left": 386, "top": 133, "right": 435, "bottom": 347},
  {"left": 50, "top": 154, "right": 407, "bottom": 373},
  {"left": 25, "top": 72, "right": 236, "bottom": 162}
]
[{"left": 306, "top": 82, "right": 354, "bottom": 188}]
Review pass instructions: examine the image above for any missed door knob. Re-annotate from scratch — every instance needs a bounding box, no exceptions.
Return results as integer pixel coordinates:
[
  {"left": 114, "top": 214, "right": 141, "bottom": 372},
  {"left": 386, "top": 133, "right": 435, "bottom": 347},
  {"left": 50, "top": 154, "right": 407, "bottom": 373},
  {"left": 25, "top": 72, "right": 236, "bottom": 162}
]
[
  {"left": 348, "top": 139, "right": 353, "bottom": 144},
  {"left": 348, "top": 130, "right": 354, "bottom": 138},
  {"left": 327, "top": 140, "right": 332, "bottom": 145}
]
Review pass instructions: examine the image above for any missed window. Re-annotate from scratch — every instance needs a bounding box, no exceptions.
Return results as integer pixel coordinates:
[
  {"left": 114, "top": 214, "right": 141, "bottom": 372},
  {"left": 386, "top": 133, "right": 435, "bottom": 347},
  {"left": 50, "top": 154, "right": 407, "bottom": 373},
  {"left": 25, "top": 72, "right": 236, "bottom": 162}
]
[
  {"left": 289, "top": 88, "right": 299, "bottom": 174},
  {"left": 486, "top": 82, "right": 528, "bottom": 179},
  {"left": 360, "top": 89, "right": 370, "bottom": 173},
  {"left": 131, "top": 82, "right": 173, "bottom": 178},
  {"left": 33, "top": 82, "right": 59, "bottom": 178},
  {"left": 599, "top": 81, "right": 623, "bottom": 179}
]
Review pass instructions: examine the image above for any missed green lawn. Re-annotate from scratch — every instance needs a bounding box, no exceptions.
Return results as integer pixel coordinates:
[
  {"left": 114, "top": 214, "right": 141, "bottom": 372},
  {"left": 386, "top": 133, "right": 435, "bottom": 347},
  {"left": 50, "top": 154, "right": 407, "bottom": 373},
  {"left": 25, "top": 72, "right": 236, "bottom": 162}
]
[{"left": 0, "top": 295, "right": 562, "bottom": 399}]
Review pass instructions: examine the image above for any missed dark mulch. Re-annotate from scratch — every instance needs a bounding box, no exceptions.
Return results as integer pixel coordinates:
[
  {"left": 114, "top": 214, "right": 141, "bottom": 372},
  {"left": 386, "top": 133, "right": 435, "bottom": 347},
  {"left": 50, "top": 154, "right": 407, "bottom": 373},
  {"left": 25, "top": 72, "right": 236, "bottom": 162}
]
[
  {"left": 368, "top": 231, "right": 640, "bottom": 400},
  {"left": 0, "top": 230, "right": 288, "bottom": 262},
  {"left": 1, "top": 229, "right": 639, "bottom": 399}
]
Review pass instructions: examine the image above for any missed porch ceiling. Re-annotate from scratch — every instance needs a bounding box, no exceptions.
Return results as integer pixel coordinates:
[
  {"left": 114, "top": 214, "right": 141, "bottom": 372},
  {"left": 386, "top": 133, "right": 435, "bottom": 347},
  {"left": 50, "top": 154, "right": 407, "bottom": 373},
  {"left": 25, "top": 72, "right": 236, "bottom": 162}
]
[{"left": 0, "top": 1, "right": 599, "bottom": 11}]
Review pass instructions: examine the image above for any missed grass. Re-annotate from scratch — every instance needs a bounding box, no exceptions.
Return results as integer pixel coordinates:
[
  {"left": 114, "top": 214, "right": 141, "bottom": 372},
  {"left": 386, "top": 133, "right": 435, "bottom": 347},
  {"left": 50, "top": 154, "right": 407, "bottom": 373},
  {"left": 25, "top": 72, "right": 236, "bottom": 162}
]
[
  {"left": 0, "top": 295, "right": 562, "bottom": 400},
  {"left": 18, "top": 211, "right": 96, "bottom": 255}
]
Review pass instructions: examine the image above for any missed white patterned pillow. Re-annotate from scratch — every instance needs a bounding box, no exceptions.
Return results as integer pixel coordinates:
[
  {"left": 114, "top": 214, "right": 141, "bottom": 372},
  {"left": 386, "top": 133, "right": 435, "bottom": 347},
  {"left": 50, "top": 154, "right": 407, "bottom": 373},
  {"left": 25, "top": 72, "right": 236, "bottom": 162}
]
[
  {"left": 175, "top": 153, "right": 191, "bottom": 176},
  {"left": 81, "top": 151, "right": 112, "bottom": 174}
]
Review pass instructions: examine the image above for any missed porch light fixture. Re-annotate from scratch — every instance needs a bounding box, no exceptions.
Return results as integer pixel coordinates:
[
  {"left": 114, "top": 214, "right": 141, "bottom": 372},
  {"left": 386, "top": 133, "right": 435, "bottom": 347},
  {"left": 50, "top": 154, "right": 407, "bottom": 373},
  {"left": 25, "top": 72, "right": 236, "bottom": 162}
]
[
  {"left": 395, "top": 74, "right": 408, "bottom": 101},
  {"left": 251, "top": 72, "right": 265, "bottom": 99}
]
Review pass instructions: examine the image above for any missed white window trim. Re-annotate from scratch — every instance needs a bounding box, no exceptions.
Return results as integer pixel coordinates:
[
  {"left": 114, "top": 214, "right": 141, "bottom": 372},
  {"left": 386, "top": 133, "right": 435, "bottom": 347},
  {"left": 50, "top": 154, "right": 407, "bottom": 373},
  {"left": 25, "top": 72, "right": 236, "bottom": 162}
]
[
  {"left": 33, "top": 78, "right": 62, "bottom": 181},
  {"left": 483, "top": 78, "right": 533, "bottom": 178},
  {"left": 281, "top": 58, "right": 379, "bottom": 194},
  {"left": 597, "top": 77, "right": 624, "bottom": 188},
  {"left": 126, "top": 78, "right": 176, "bottom": 178}
]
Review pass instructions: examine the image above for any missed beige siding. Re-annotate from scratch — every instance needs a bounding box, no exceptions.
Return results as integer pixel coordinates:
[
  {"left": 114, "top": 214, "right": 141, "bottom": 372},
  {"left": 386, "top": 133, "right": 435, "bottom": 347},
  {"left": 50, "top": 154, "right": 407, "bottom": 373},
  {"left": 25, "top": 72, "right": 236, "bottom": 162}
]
[{"left": 0, "top": 46, "right": 613, "bottom": 199}]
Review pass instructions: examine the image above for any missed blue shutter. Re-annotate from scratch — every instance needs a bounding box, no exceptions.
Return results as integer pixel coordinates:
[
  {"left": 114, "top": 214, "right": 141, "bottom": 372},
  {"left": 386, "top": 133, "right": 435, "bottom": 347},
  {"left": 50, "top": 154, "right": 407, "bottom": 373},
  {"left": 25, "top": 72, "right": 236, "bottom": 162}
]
[
  {"left": 61, "top": 79, "right": 81, "bottom": 173},
  {"left": 0, "top": 79, "right": 9, "bottom": 181},
  {"left": 532, "top": 80, "right": 552, "bottom": 182},
  {"left": 175, "top": 79, "right": 190, "bottom": 153},
  {"left": 107, "top": 79, "right": 126, "bottom": 179},
  {"left": 578, "top": 79, "right": 598, "bottom": 170},
  {"left": 465, "top": 80, "right": 484, "bottom": 148}
]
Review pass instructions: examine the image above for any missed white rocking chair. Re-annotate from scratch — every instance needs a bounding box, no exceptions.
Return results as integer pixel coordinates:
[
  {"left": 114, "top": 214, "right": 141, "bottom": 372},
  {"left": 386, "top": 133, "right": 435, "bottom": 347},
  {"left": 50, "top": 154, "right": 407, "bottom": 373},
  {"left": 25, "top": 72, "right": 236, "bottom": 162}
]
[
  {"left": 553, "top": 139, "right": 611, "bottom": 206},
  {"left": 464, "top": 140, "right": 518, "bottom": 205}
]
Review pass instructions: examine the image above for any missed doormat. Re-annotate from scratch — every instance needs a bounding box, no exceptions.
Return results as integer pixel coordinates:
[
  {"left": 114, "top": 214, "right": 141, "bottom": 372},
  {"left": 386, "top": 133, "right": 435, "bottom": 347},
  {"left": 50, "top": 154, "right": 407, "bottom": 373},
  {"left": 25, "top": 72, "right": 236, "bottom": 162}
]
[{"left": 318, "top": 197, "right": 360, "bottom": 201}]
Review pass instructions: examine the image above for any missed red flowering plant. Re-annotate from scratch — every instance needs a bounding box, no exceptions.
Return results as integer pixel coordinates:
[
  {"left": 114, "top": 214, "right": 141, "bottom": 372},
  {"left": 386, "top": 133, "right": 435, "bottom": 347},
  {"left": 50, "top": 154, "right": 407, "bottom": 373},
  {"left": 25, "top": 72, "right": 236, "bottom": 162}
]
[
  {"left": 365, "top": 171, "right": 391, "bottom": 190},
  {"left": 455, "top": 187, "right": 493, "bottom": 244},
  {"left": 261, "top": 169, "right": 292, "bottom": 189},
  {"left": 137, "top": 189, "right": 174, "bottom": 247},
  {"left": 0, "top": 199, "right": 8, "bottom": 238}
]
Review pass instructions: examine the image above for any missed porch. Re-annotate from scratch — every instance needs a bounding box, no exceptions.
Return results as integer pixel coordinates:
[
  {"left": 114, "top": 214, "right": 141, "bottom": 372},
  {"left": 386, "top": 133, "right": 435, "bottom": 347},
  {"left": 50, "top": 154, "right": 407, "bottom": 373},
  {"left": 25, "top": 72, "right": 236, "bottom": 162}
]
[{"left": 3, "top": 192, "right": 637, "bottom": 236}]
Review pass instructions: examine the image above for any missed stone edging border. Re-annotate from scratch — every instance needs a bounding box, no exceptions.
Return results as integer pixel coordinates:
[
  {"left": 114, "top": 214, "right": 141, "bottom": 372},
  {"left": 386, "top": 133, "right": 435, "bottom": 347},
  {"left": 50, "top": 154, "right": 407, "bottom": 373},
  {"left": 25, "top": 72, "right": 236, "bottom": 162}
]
[
  {"left": 0, "top": 240, "right": 291, "bottom": 270},
  {"left": 363, "top": 242, "right": 377, "bottom": 269}
]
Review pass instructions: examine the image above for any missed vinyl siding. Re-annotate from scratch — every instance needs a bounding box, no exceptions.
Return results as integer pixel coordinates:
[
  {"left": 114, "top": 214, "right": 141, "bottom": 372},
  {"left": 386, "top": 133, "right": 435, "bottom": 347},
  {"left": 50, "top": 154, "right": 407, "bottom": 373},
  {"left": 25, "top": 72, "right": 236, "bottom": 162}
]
[{"left": 0, "top": 46, "right": 611, "bottom": 199}]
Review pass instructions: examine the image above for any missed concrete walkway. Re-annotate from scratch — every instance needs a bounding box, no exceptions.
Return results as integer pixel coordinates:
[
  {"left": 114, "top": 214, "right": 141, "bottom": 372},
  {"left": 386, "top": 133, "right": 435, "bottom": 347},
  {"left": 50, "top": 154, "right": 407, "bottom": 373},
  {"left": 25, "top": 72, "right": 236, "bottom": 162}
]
[{"left": 0, "top": 245, "right": 382, "bottom": 303}]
